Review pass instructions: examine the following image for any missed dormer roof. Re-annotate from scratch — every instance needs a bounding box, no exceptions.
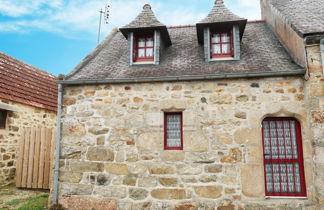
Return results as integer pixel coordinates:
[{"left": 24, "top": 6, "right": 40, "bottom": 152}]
[
  {"left": 196, "top": 0, "right": 247, "bottom": 43},
  {"left": 120, "top": 4, "right": 172, "bottom": 46}
]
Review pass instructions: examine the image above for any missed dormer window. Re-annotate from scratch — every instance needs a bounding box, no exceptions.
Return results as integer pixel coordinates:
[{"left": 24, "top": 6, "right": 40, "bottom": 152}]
[
  {"left": 134, "top": 35, "right": 154, "bottom": 62},
  {"left": 196, "top": 0, "right": 247, "bottom": 62},
  {"left": 210, "top": 30, "right": 233, "bottom": 58},
  {"left": 120, "top": 4, "right": 172, "bottom": 66}
]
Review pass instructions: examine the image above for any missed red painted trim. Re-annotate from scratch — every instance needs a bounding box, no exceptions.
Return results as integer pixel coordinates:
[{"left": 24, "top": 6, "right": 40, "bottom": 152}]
[
  {"left": 133, "top": 34, "right": 154, "bottom": 62},
  {"left": 262, "top": 117, "right": 307, "bottom": 197},
  {"left": 0, "top": 110, "right": 7, "bottom": 129},
  {"left": 164, "top": 112, "right": 183, "bottom": 150},
  {"left": 210, "top": 30, "right": 233, "bottom": 58}
]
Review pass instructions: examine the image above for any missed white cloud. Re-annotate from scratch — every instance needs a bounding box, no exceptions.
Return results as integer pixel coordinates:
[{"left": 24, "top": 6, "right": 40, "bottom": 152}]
[
  {"left": 231, "top": 0, "right": 261, "bottom": 20},
  {"left": 0, "top": 0, "right": 262, "bottom": 40},
  {"left": 0, "top": 0, "right": 64, "bottom": 17}
]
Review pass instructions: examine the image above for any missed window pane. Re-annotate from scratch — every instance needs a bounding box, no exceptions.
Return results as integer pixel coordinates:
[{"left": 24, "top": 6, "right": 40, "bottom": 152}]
[
  {"left": 211, "top": 34, "right": 220, "bottom": 43},
  {"left": 146, "top": 48, "right": 153, "bottom": 57},
  {"left": 221, "top": 33, "right": 230, "bottom": 42},
  {"left": 262, "top": 118, "right": 305, "bottom": 196},
  {"left": 212, "top": 44, "right": 221, "bottom": 54},
  {"left": 263, "top": 120, "right": 298, "bottom": 160},
  {"left": 138, "top": 49, "right": 145, "bottom": 58},
  {"left": 146, "top": 37, "right": 154, "bottom": 47},
  {"left": 166, "top": 114, "right": 181, "bottom": 148},
  {"left": 138, "top": 38, "right": 145, "bottom": 47},
  {"left": 221, "top": 43, "right": 230, "bottom": 54},
  {"left": 0, "top": 110, "right": 6, "bottom": 129}
]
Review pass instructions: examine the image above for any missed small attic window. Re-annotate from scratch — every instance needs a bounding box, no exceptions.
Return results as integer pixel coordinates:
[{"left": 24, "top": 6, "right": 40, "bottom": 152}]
[
  {"left": 133, "top": 34, "right": 154, "bottom": 62},
  {"left": 210, "top": 30, "right": 233, "bottom": 58}
]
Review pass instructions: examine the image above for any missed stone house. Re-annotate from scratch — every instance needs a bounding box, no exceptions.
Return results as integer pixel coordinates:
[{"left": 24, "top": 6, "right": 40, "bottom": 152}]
[
  {"left": 0, "top": 52, "right": 57, "bottom": 185},
  {"left": 54, "top": 0, "right": 324, "bottom": 209}
]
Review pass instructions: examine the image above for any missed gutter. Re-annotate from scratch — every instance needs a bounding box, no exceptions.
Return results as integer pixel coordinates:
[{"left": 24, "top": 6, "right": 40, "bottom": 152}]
[
  {"left": 53, "top": 84, "right": 63, "bottom": 204},
  {"left": 57, "top": 70, "right": 306, "bottom": 85}
]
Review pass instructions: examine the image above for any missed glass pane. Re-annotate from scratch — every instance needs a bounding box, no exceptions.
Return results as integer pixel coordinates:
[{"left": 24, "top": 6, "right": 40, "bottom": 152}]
[
  {"left": 146, "top": 37, "right": 154, "bottom": 47},
  {"left": 146, "top": 48, "right": 153, "bottom": 57},
  {"left": 166, "top": 114, "right": 181, "bottom": 147},
  {"left": 265, "top": 163, "right": 273, "bottom": 192},
  {"left": 138, "top": 48, "right": 145, "bottom": 58},
  {"left": 138, "top": 38, "right": 145, "bottom": 47},
  {"left": 212, "top": 44, "right": 221, "bottom": 54},
  {"left": 0, "top": 111, "right": 5, "bottom": 128},
  {"left": 221, "top": 33, "right": 230, "bottom": 42},
  {"left": 221, "top": 44, "right": 230, "bottom": 54},
  {"left": 294, "top": 163, "right": 301, "bottom": 193},
  {"left": 263, "top": 119, "right": 298, "bottom": 160},
  {"left": 266, "top": 162, "right": 302, "bottom": 194},
  {"left": 211, "top": 34, "right": 220, "bottom": 43}
]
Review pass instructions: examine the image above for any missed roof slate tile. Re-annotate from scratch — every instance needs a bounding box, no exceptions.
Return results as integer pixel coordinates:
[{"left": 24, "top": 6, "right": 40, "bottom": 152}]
[
  {"left": 0, "top": 52, "right": 58, "bottom": 111},
  {"left": 272, "top": 0, "right": 324, "bottom": 36}
]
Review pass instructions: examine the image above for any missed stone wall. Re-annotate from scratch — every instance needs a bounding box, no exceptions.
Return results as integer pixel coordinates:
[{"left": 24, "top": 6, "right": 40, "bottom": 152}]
[
  {"left": 58, "top": 76, "right": 320, "bottom": 209},
  {"left": 305, "top": 44, "right": 324, "bottom": 206},
  {"left": 0, "top": 99, "right": 56, "bottom": 185}
]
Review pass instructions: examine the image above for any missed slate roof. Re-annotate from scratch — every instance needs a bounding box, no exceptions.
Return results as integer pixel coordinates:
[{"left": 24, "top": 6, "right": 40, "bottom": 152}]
[
  {"left": 0, "top": 52, "right": 58, "bottom": 112},
  {"left": 65, "top": 22, "right": 304, "bottom": 81},
  {"left": 272, "top": 0, "right": 324, "bottom": 36},
  {"left": 199, "top": 0, "right": 246, "bottom": 24},
  {"left": 121, "top": 4, "right": 165, "bottom": 29}
]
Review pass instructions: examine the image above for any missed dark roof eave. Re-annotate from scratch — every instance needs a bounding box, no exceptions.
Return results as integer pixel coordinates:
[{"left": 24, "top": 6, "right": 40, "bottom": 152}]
[
  {"left": 196, "top": 19, "right": 247, "bottom": 44},
  {"left": 119, "top": 26, "right": 172, "bottom": 46},
  {"left": 58, "top": 69, "right": 306, "bottom": 85}
]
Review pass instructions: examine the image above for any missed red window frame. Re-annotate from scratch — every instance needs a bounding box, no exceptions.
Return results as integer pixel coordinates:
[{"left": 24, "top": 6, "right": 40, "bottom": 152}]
[
  {"left": 0, "top": 110, "right": 7, "bottom": 129},
  {"left": 164, "top": 112, "right": 183, "bottom": 150},
  {"left": 133, "top": 34, "right": 154, "bottom": 62},
  {"left": 210, "top": 30, "right": 234, "bottom": 58},
  {"left": 262, "top": 117, "right": 307, "bottom": 197}
]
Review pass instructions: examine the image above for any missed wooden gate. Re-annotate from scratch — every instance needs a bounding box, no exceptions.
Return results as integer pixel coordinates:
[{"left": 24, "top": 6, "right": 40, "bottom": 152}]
[{"left": 16, "top": 128, "right": 55, "bottom": 189}]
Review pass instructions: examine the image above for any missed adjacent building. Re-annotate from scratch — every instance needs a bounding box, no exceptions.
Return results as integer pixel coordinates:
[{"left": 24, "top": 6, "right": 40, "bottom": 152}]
[{"left": 0, "top": 52, "right": 57, "bottom": 185}]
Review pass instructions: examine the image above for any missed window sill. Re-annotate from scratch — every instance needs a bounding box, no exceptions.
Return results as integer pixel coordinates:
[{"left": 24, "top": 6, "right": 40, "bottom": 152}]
[
  {"left": 133, "top": 61, "right": 155, "bottom": 65},
  {"left": 210, "top": 57, "right": 235, "bottom": 61},
  {"left": 265, "top": 196, "right": 307, "bottom": 199}
]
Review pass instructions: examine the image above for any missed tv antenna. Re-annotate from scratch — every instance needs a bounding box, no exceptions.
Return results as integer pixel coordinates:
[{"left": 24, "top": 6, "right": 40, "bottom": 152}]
[{"left": 97, "top": 3, "right": 110, "bottom": 44}]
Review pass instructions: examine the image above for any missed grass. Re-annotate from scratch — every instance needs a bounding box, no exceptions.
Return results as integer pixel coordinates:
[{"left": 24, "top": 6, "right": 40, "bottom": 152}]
[{"left": 3, "top": 194, "right": 48, "bottom": 210}]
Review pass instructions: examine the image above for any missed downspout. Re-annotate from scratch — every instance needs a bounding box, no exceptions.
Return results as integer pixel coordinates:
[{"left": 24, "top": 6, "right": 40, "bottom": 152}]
[
  {"left": 53, "top": 83, "right": 63, "bottom": 204},
  {"left": 320, "top": 38, "right": 324, "bottom": 76}
]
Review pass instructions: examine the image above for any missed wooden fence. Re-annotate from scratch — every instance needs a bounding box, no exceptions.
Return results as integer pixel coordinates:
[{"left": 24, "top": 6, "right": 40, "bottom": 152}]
[{"left": 16, "top": 128, "right": 55, "bottom": 189}]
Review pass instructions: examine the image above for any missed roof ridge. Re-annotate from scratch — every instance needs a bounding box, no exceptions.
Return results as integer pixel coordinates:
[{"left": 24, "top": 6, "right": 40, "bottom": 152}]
[
  {"left": 166, "top": 21, "right": 264, "bottom": 29},
  {"left": 167, "top": 25, "right": 196, "bottom": 29},
  {"left": 247, "top": 20, "right": 265, "bottom": 23},
  {"left": 0, "top": 51, "right": 56, "bottom": 78}
]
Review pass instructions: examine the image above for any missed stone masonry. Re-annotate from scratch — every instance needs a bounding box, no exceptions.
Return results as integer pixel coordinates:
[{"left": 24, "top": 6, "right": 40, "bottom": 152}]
[
  {"left": 58, "top": 75, "right": 320, "bottom": 209},
  {"left": 0, "top": 99, "right": 56, "bottom": 185}
]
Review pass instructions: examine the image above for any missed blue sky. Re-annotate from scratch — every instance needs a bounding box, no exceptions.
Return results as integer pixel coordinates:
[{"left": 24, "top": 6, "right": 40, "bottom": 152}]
[{"left": 0, "top": 0, "right": 260, "bottom": 76}]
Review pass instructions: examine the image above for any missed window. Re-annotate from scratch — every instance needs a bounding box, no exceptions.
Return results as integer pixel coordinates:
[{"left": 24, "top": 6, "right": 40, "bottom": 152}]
[
  {"left": 262, "top": 118, "right": 307, "bottom": 197},
  {"left": 133, "top": 34, "right": 154, "bottom": 62},
  {"left": 210, "top": 30, "right": 233, "bottom": 58},
  {"left": 164, "top": 112, "right": 183, "bottom": 150},
  {"left": 0, "top": 110, "right": 7, "bottom": 129}
]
